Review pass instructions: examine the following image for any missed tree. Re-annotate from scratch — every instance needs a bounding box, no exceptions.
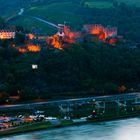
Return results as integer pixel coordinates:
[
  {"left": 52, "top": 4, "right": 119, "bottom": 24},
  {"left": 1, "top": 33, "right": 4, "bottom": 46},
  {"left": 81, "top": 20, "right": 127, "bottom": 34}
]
[
  {"left": 0, "top": 17, "right": 5, "bottom": 28},
  {"left": 103, "top": 83, "right": 118, "bottom": 95},
  {"left": 15, "top": 33, "right": 25, "bottom": 45},
  {"left": 119, "top": 85, "right": 126, "bottom": 93},
  {"left": 0, "top": 92, "right": 9, "bottom": 104},
  {"left": 113, "top": 0, "right": 118, "bottom": 8}
]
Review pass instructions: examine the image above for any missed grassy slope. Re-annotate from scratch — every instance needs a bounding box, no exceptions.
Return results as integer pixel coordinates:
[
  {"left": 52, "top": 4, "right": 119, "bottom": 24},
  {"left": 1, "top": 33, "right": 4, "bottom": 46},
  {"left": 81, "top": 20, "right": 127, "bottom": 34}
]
[
  {"left": 0, "top": 121, "right": 74, "bottom": 137},
  {"left": 13, "top": 16, "right": 57, "bottom": 34},
  {"left": 1, "top": 0, "right": 140, "bottom": 32},
  {"left": 0, "top": 0, "right": 20, "bottom": 18},
  {"left": 84, "top": 1, "right": 113, "bottom": 9},
  {"left": 85, "top": 0, "right": 140, "bottom": 7},
  {"left": 26, "top": 2, "right": 83, "bottom": 27},
  {"left": 13, "top": 2, "right": 84, "bottom": 33},
  {"left": 118, "top": 0, "right": 140, "bottom": 5}
]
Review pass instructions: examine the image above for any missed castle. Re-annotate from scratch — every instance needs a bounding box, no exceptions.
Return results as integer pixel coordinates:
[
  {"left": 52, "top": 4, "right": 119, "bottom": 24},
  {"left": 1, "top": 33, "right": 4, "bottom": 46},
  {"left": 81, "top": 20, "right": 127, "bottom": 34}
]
[{"left": 83, "top": 24, "right": 117, "bottom": 40}]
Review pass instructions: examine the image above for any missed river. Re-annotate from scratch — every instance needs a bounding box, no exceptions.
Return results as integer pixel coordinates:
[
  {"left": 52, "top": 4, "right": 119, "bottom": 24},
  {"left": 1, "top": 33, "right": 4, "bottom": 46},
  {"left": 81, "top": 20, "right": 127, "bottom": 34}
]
[{"left": 1, "top": 117, "right": 140, "bottom": 140}]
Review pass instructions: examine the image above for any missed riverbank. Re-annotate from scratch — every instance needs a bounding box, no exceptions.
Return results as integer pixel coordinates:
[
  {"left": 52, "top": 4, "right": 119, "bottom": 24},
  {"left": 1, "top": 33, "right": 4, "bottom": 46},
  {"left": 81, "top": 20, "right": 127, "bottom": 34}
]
[{"left": 1, "top": 112, "right": 140, "bottom": 138}]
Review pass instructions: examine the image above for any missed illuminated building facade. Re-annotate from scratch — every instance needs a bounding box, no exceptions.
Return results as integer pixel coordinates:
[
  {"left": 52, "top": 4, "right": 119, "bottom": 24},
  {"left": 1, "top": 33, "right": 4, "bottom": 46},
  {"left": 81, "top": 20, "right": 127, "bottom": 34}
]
[
  {"left": 83, "top": 24, "right": 117, "bottom": 40},
  {"left": 0, "top": 30, "right": 15, "bottom": 40}
]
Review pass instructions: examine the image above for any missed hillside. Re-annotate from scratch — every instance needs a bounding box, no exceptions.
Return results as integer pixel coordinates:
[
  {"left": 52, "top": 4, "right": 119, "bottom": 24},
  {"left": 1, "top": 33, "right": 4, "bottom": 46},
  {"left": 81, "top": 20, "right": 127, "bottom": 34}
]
[
  {"left": 118, "top": 0, "right": 140, "bottom": 5},
  {"left": 0, "top": 0, "right": 140, "bottom": 18},
  {"left": 0, "top": 0, "right": 140, "bottom": 102},
  {"left": 0, "top": 0, "right": 140, "bottom": 41},
  {"left": 0, "top": 0, "right": 20, "bottom": 17},
  {"left": 12, "top": 1, "right": 140, "bottom": 42},
  {"left": 0, "top": 43, "right": 140, "bottom": 102},
  {"left": 0, "top": 0, "right": 140, "bottom": 33}
]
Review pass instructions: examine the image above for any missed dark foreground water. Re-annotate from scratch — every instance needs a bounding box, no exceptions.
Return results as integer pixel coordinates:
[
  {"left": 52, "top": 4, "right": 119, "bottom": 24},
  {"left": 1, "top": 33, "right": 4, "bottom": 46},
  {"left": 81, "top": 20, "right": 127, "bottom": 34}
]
[{"left": 1, "top": 118, "right": 140, "bottom": 140}]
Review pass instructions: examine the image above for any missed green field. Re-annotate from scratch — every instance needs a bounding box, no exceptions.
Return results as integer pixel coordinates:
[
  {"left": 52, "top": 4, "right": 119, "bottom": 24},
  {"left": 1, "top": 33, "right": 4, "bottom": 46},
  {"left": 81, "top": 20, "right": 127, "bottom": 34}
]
[
  {"left": 12, "top": 2, "right": 84, "bottom": 32},
  {"left": 0, "top": 0, "right": 20, "bottom": 18},
  {"left": 26, "top": 2, "right": 83, "bottom": 27},
  {"left": 13, "top": 16, "right": 57, "bottom": 34},
  {"left": 1, "top": 0, "right": 140, "bottom": 33},
  {"left": 118, "top": 0, "right": 140, "bottom": 6},
  {"left": 84, "top": 1, "right": 113, "bottom": 9},
  {"left": 84, "top": 0, "right": 140, "bottom": 8}
]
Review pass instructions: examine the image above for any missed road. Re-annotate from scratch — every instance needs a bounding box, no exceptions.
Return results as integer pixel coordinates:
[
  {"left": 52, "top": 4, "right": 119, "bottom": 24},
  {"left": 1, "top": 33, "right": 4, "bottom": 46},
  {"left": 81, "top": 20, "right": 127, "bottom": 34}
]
[
  {"left": 6, "top": 8, "right": 60, "bottom": 30},
  {"left": 18, "top": 8, "right": 24, "bottom": 16},
  {"left": 32, "top": 16, "right": 61, "bottom": 29},
  {"left": 0, "top": 93, "right": 139, "bottom": 110}
]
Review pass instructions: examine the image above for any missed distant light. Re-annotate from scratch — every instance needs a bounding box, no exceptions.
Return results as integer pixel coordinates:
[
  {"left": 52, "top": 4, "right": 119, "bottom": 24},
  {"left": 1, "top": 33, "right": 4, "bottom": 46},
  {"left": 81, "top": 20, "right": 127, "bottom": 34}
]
[{"left": 32, "top": 64, "right": 38, "bottom": 69}]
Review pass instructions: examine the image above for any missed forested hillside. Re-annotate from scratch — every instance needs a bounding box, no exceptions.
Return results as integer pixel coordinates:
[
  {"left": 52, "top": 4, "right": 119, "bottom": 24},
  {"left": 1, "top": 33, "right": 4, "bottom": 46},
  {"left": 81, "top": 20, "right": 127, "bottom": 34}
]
[
  {"left": 0, "top": 0, "right": 140, "bottom": 103},
  {"left": 0, "top": 43, "right": 140, "bottom": 103}
]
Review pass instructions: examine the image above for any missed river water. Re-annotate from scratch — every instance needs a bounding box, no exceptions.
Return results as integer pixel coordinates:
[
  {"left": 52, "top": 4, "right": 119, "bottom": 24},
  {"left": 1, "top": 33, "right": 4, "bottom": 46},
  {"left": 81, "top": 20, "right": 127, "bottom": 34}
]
[{"left": 1, "top": 118, "right": 140, "bottom": 140}]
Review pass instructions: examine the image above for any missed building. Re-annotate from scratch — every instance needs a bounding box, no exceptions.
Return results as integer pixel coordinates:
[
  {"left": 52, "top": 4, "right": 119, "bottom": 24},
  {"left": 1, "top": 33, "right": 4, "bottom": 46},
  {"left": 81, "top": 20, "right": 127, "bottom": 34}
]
[
  {"left": 0, "top": 30, "right": 15, "bottom": 40},
  {"left": 83, "top": 24, "right": 117, "bottom": 40}
]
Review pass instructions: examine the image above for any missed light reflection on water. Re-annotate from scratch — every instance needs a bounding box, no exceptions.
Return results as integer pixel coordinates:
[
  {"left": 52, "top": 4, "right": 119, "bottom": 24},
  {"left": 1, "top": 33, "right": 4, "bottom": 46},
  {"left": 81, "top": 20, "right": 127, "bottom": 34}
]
[{"left": 1, "top": 118, "right": 140, "bottom": 140}]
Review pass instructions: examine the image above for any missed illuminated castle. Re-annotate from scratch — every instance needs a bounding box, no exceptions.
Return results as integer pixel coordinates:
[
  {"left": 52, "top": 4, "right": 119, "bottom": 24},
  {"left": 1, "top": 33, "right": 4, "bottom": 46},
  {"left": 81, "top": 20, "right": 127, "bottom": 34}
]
[
  {"left": 83, "top": 24, "right": 117, "bottom": 40},
  {"left": 0, "top": 30, "right": 15, "bottom": 40}
]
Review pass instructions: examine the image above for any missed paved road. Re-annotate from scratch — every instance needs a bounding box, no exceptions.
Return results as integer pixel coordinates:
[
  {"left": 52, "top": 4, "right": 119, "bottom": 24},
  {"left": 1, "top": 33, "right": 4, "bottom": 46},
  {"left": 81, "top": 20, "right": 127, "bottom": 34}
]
[
  {"left": 32, "top": 16, "right": 61, "bottom": 29},
  {"left": 6, "top": 8, "right": 60, "bottom": 31},
  {"left": 18, "top": 8, "right": 24, "bottom": 16},
  {"left": 0, "top": 93, "right": 139, "bottom": 110}
]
